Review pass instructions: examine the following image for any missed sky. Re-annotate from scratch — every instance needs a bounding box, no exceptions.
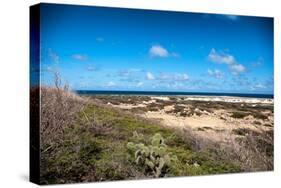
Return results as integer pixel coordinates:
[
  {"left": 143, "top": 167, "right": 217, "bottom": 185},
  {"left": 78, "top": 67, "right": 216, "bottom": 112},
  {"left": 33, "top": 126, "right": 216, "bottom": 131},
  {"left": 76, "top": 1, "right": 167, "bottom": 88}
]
[{"left": 37, "top": 3, "right": 274, "bottom": 94}]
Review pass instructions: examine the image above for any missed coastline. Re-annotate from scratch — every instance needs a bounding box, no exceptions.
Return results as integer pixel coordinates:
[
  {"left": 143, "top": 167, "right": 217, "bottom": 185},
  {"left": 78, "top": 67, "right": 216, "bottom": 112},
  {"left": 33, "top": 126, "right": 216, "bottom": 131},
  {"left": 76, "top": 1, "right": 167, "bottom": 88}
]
[
  {"left": 151, "top": 96, "right": 274, "bottom": 104},
  {"left": 76, "top": 90, "right": 273, "bottom": 99}
]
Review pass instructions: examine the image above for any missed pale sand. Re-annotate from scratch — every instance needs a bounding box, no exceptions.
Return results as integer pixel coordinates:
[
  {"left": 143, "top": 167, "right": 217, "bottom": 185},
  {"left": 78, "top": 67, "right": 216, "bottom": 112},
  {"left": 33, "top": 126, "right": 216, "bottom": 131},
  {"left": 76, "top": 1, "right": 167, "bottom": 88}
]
[
  {"left": 105, "top": 96, "right": 273, "bottom": 143},
  {"left": 133, "top": 95, "right": 273, "bottom": 104},
  {"left": 151, "top": 96, "right": 170, "bottom": 101},
  {"left": 109, "top": 103, "right": 146, "bottom": 109},
  {"left": 141, "top": 109, "right": 272, "bottom": 143},
  {"left": 183, "top": 96, "right": 273, "bottom": 104}
]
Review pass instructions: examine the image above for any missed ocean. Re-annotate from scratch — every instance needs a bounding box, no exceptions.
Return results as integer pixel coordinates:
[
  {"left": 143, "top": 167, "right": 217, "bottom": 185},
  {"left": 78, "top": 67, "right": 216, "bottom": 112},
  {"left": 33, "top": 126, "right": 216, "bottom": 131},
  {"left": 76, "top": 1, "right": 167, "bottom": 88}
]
[{"left": 75, "top": 90, "right": 273, "bottom": 99}]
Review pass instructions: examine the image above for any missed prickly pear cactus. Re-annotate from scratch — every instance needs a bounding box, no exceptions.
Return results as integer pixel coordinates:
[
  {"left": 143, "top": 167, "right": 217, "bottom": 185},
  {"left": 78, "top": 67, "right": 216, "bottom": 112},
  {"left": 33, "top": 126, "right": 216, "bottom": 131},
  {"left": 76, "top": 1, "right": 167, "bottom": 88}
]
[{"left": 127, "top": 133, "right": 177, "bottom": 177}]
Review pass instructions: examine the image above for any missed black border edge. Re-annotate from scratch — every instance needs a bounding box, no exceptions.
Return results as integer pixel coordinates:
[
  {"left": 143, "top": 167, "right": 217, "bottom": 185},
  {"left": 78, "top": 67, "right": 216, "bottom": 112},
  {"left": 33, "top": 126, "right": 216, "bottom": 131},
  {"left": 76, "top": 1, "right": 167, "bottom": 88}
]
[{"left": 30, "top": 3, "right": 41, "bottom": 185}]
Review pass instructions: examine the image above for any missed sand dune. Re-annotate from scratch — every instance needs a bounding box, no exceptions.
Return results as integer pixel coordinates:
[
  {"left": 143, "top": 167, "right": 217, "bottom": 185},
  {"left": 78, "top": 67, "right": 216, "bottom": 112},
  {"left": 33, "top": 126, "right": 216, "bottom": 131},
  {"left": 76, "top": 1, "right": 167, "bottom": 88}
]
[{"left": 104, "top": 95, "right": 273, "bottom": 143}]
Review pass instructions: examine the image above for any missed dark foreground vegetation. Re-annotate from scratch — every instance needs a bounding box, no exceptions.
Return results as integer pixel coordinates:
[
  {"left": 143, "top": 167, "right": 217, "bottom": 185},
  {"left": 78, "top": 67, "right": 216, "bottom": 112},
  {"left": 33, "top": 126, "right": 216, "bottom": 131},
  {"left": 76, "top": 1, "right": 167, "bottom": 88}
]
[{"left": 36, "top": 85, "right": 273, "bottom": 184}]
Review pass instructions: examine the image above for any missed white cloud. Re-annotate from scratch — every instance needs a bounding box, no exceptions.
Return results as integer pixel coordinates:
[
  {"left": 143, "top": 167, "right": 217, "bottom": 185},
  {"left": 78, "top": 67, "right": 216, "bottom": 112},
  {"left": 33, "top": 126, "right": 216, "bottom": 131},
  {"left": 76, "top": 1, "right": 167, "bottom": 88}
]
[
  {"left": 208, "top": 48, "right": 235, "bottom": 65},
  {"left": 255, "top": 83, "right": 266, "bottom": 89},
  {"left": 149, "top": 45, "right": 169, "bottom": 57},
  {"left": 86, "top": 65, "right": 97, "bottom": 71},
  {"left": 149, "top": 44, "right": 180, "bottom": 58},
  {"left": 208, "top": 48, "right": 246, "bottom": 76},
  {"left": 118, "top": 69, "right": 142, "bottom": 77},
  {"left": 174, "top": 73, "right": 189, "bottom": 81},
  {"left": 229, "top": 64, "right": 246, "bottom": 75},
  {"left": 119, "top": 70, "right": 130, "bottom": 77},
  {"left": 72, "top": 54, "right": 88, "bottom": 61},
  {"left": 169, "top": 82, "right": 185, "bottom": 90},
  {"left": 107, "top": 81, "right": 116, "bottom": 87},
  {"left": 207, "top": 69, "right": 224, "bottom": 79},
  {"left": 146, "top": 72, "right": 155, "bottom": 80},
  {"left": 157, "top": 73, "right": 170, "bottom": 80},
  {"left": 251, "top": 83, "right": 267, "bottom": 90},
  {"left": 48, "top": 49, "right": 59, "bottom": 64},
  {"left": 136, "top": 82, "right": 144, "bottom": 87},
  {"left": 40, "top": 65, "right": 55, "bottom": 74},
  {"left": 251, "top": 57, "right": 263, "bottom": 67},
  {"left": 46, "top": 66, "right": 53, "bottom": 72},
  {"left": 154, "top": 72, "right": 190, "bottom": 82}
]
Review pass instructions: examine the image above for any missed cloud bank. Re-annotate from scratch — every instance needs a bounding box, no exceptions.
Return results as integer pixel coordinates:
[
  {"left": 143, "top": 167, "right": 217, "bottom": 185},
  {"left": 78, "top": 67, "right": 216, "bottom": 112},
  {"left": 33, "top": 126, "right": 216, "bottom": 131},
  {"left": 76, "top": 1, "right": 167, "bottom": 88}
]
[{"left": 208, "top": 48, "right": 246, "bottom": 75}]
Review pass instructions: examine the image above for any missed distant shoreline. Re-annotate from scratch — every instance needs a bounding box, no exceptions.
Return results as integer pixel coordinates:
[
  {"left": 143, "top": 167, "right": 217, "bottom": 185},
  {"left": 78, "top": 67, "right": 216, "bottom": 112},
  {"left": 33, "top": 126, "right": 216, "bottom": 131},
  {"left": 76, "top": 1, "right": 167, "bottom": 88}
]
[{"left": 75, "top": 90, "right": 273, "bottom": 99}]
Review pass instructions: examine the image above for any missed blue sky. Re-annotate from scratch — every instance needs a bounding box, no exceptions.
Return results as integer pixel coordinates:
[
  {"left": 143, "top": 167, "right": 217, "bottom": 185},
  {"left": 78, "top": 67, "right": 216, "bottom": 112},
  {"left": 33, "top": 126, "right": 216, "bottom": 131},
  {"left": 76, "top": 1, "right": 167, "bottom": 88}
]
[{"left": 38, "top": 3, "right": 273, "bottom": 94}]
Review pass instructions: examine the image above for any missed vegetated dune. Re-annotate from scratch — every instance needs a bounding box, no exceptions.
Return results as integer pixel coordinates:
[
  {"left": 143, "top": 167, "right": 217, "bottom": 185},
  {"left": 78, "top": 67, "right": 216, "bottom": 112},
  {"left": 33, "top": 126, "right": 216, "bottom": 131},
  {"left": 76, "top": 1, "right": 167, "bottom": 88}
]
[
  {"left": 98, "top": 95, "right": 273, "bottom": 143},
  {"left": 94, "top": 95, "right": 273, "bottom": 171},
  {"left": 36, "top": 87, "right": 273, "bottom": 184}
]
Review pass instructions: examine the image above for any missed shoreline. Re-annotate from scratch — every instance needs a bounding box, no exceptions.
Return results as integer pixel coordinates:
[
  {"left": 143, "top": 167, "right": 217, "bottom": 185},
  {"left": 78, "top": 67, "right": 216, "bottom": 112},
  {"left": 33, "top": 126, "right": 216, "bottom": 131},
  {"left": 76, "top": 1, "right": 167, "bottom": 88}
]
[
  {"left": 75, "top": 90, "right": 273, "bottom": 99},
  {"left": 170, "top": 96, "right": 273, "bottom": 104},
  {"left": 85, "top": 94, "right": 274, "bottom": 104}
]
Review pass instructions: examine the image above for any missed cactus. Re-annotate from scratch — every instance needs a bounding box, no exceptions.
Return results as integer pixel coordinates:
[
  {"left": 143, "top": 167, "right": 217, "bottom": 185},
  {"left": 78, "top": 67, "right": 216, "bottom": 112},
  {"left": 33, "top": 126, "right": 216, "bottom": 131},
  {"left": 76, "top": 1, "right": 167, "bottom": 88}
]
[
  {"left": 132, "top": 131, "right": 144, "bottom": 142},
  {"left": 127, "top": 133, "right": 177, "bottom": 177}
]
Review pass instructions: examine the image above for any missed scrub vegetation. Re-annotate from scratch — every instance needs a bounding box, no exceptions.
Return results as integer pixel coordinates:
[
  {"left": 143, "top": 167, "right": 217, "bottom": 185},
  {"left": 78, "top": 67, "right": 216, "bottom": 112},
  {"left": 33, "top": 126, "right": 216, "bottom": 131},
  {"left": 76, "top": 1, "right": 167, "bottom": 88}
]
[{"left": 36, "top": 75, "right": 273, "bottom": 184}]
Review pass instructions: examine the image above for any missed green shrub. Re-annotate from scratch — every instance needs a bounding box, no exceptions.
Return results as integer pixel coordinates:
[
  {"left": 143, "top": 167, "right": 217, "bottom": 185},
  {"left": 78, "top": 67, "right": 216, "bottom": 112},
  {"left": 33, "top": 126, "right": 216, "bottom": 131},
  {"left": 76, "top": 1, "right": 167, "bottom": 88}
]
[
  {"left": 231, "top": 111, "right": 249, "bottom": 119},
  {"left": 127, "top": 133, "right": 178, "bottom": 177},
  {"left": 253, "top": 120, "right": 262, "bottom": 125},
  {"left": 232, "top": 128, "right": 251, "bottom": 136},
  {"left": 252, "top": 112, "right": 268, "bottom": 120},
  {"left": 263, "top": 123, "right": 272, "bottom": 127}
]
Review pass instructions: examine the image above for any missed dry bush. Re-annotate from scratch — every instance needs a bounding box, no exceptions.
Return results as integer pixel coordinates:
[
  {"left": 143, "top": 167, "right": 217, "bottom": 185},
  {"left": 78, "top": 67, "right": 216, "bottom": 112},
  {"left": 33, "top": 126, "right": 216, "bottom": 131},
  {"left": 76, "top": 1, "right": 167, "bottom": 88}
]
[
  {"left": 225, "top": 130, "right": 273, "bottom": 171},
  {"left": 179, "top": 127, "right": 218, "bottom": 151},
  {"left": 80, "top": 109, "right": 113, "bottom": 137},
  {"left": 40, "top": 72, "right": 88, "bottom": 150},
  {"left": 178, "top": 127, "right": 273, "bottom": 172}
]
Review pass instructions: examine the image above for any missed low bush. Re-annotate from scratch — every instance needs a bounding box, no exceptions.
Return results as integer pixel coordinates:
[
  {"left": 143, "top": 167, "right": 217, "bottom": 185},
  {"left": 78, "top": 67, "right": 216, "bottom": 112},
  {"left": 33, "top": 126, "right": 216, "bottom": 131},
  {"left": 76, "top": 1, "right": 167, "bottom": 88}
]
[
  {"left": 232, "top": 128, "right": 253, "bottom": 136},
  {"left": 127, "top": 133, "right": 178, "bottom": 177},
  {"left": 231, "top": 111, "right": 250, "bottom": 119}
]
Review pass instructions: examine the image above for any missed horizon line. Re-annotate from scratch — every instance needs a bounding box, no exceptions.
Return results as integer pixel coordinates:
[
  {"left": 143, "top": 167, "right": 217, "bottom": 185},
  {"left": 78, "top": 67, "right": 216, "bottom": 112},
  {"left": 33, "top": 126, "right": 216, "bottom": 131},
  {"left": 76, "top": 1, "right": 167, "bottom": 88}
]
[{"left": 74, "top": 89, "right": 274, "bottom": 96}]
